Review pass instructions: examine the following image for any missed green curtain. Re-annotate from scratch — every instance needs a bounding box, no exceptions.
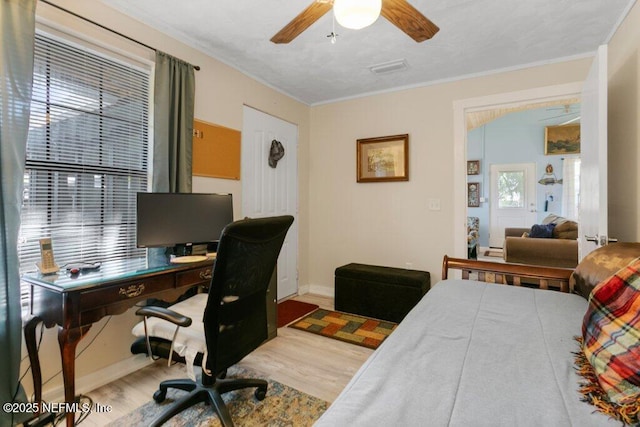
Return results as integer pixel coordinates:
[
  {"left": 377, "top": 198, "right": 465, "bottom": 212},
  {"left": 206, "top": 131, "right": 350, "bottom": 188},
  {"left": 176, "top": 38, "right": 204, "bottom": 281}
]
[
  {"left": 153, "top": 51, "right": 195, "bottom": 193},
  {"left": 0, "top": 0, "right": 37, "bottom": 425}
]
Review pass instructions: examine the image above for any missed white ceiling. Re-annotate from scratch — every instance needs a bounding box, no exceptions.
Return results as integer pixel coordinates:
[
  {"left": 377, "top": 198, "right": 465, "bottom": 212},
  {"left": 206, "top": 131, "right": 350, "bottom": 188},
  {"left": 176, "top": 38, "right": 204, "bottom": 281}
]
[{"left": 100, "top": 0, "right": 634, "bottom": 105}]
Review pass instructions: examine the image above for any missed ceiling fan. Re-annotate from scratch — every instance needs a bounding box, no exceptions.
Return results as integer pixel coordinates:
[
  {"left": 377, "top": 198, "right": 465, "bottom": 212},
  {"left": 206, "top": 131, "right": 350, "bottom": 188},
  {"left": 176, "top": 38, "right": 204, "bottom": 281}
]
[
  {"left": 270, "top": 0, "right": 439, "bottom": 44},
  {"left": 540, "top": 104, "right": 581, "bottom": 123}
]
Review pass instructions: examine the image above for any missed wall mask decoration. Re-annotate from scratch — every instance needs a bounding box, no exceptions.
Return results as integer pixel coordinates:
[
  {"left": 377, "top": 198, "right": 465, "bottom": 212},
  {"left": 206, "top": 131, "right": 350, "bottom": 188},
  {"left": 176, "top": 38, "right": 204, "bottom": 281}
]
[{"left": 269, "top": 139, "right": 285, "bottom": 168}]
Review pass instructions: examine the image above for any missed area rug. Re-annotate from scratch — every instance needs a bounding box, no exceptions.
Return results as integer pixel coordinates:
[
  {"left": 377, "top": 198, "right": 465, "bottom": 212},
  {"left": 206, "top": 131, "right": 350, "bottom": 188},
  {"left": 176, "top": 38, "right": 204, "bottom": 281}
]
[
  {"left": 107, "top": 366, "right": 327, "bottom": 427},
  {"left": 289, "top": 309, "right": 397, "bottom": 350},
  {"left": 277, "top": 299, "right": 319, "bottom": 328}
]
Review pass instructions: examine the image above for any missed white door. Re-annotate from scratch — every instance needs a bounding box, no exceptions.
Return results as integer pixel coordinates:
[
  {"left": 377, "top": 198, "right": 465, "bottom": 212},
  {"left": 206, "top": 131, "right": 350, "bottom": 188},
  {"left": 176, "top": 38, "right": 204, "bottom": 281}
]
[
  {"left": 489, "top": 163, "right": 537, "bottom": 248},
  {"left": 579, "top": 45, "right": 609, "bottom": 260},
  {"left": 241, "top": 106, "right": 298, "bottom": 299}
]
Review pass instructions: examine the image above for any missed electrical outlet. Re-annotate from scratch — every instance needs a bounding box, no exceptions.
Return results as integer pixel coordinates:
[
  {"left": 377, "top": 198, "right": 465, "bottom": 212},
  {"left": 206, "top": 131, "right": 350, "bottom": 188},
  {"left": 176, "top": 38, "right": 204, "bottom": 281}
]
[
  {"left": 428, "top": 198, "right": 441, "bottom": 211},
  {"left": 405, "top": 262, "right": 413, "bottom": 269}
]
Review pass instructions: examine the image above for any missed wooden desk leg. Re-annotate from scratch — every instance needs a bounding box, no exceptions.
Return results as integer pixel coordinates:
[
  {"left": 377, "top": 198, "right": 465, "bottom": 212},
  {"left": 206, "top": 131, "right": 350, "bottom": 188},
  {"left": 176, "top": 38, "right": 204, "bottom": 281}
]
[
  {"left": 24, "top": 317, "right": 43, "bottom": 412},
  {"left": 58, "top": 325, "right": 91, "bottom": 427}
]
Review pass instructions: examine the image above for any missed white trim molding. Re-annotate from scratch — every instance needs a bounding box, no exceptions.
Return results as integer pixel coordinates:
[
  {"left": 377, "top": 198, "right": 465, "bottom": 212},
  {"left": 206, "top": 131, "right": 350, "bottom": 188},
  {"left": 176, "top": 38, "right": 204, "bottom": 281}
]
[{"left": 41, "top": 355, "right": 153, "bottom": 404}]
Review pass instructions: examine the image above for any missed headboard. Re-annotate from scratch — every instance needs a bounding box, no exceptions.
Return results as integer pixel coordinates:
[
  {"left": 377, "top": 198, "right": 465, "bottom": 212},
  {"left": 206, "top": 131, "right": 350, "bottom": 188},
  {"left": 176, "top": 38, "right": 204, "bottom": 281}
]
[{"left": 442, "top": 255, "right": 574, "bottom": 293}]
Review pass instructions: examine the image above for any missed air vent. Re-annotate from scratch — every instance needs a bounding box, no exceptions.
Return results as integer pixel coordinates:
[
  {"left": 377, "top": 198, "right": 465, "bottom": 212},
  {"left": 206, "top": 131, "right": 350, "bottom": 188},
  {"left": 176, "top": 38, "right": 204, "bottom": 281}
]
[{"left": 369, "top": 59, "right": 408, "bottom": 75}]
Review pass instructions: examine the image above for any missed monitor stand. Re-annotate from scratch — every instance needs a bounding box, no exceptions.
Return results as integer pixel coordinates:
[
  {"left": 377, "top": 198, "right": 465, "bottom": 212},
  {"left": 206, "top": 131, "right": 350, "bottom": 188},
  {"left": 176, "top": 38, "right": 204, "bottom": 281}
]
[{"left": 168, "top": 243, "right": 212, "bottom": 263}]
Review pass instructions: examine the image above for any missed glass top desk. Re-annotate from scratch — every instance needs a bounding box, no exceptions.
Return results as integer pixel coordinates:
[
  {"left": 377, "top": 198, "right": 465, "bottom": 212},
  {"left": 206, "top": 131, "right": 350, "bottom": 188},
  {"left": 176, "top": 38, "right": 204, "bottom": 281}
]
[{"left": 22, "top": 256, "right": 215, "bottom": 427}]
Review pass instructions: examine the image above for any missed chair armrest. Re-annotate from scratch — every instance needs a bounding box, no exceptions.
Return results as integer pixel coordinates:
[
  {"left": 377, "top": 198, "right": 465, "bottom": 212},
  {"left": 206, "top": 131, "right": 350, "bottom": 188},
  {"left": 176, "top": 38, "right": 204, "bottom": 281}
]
[
  {"left": 504, "top": 236, "right": 578, "bottom": 268},
  {"left": 505, "top": 227, "right": 530, "bottom": 238},
  {"left": 136, "top": 306, "right": 192, "bottom": 328}
]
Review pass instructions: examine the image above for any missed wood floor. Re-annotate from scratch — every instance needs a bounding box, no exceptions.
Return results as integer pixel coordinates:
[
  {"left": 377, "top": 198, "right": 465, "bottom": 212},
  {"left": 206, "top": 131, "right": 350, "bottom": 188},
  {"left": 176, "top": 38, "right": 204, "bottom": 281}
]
[{"left": 81, "top": 294, "right": 373, "bottom": 426}]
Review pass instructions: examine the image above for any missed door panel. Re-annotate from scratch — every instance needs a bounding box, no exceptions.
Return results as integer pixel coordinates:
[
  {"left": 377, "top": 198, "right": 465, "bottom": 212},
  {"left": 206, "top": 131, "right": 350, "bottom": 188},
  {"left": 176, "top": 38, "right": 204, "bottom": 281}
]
[
  {"left": 489, "top": 163, "right": 537, "bottom": 248},
  {"left": 579, "top": 45, "right": 608, "bottom": 260},
  {"left": 241, "top": 106, "right": 298, "bottom": 299}
]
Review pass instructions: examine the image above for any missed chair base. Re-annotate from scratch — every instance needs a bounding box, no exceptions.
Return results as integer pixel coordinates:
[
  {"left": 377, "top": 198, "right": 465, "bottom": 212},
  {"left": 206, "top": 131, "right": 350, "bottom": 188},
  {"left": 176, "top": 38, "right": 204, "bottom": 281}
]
[{"left": 149, "top": 375, "right": 268, "bottom": 427}]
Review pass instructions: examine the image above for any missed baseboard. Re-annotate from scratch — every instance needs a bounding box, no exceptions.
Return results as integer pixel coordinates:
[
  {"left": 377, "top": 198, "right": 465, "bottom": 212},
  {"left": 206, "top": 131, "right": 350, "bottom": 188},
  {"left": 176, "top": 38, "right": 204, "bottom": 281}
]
[
  {"left": 300, "top": 283, "right": 334, "bottom": 298},
  {"left": 42, "top": 354, "right": 153, "bottom": 403}
]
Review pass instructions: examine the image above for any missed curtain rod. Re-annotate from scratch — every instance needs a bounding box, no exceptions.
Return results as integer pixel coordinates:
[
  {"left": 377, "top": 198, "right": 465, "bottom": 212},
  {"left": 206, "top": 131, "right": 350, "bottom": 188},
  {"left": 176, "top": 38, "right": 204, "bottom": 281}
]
[{"left": 39, "top": 0, "right": 201, "bottom": 71}]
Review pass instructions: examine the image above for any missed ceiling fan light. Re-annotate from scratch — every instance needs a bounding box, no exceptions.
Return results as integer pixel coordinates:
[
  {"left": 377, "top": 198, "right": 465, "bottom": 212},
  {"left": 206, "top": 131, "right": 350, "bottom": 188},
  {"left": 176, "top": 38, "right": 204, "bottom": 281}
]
[{"left": 333, "top": 0, "right": 382, "bottom": 30}]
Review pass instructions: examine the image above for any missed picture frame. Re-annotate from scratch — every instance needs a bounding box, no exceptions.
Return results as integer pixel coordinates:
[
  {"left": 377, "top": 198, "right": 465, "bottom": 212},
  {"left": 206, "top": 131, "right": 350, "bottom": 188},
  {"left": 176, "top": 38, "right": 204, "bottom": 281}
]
[
  {"left": 467, "top": 160, "right": 480, "bottom": 175},
  {"left": 356, "top": 134, "right": 409, "bottom": 183},
  {"left": 467, "top": 182, "right": 480, "bottom": 207},
  {"left": 544, "top": 124, "right": 580, "bottom": 155}
]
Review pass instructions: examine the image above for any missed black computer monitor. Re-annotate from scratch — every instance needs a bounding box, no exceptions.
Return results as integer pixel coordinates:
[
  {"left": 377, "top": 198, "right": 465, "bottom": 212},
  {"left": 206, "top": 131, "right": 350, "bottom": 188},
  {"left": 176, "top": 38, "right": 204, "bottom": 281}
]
[{"left": 136, "top": 192, "right": 233, "bottom": 253}]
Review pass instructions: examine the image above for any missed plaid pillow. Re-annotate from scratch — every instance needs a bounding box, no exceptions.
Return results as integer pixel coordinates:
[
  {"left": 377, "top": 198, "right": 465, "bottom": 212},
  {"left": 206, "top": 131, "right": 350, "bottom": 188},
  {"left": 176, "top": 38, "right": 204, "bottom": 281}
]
[{"left": 578, "top": 257, "right": 640, "bottom": 423}]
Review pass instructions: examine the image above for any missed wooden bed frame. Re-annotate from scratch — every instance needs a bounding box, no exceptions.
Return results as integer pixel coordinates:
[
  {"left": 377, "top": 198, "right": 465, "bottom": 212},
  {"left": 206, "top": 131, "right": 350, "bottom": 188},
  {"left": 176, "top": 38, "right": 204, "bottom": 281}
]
[{"left": 442, "top": 255, "right": 574, "bottom": 293}]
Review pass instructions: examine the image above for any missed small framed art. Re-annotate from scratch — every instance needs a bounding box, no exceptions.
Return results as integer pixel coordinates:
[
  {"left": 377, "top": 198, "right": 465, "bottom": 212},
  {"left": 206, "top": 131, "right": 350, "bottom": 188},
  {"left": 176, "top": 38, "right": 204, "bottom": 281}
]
[
  {"left": 467, "top": 182, "right": 480, "bottom": 207},
  {"left": 467, "top": 160, "right": 480, "bottom": 175},
  {"left": 356, "top": 134, "right": 409, "bottom": 183},
  {"left": 544, "top": 124, "right": 580, "bottom": 155}
]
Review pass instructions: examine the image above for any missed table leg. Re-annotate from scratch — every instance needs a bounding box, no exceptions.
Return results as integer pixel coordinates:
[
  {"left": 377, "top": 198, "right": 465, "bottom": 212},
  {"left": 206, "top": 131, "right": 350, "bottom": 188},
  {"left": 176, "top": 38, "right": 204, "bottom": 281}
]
[
  {"left": 24, "top": 317, "right": 43, "bottom": 412},
  {"left": 58, "top": 325, "right": 91, "bottom": 427}
]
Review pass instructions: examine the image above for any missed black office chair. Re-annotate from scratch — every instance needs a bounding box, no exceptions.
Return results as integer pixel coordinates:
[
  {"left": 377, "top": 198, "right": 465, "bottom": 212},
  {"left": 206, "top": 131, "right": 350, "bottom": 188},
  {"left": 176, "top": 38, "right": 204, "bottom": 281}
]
[{"left": 134, "top": 215, "right": 294, "bottom": 427}]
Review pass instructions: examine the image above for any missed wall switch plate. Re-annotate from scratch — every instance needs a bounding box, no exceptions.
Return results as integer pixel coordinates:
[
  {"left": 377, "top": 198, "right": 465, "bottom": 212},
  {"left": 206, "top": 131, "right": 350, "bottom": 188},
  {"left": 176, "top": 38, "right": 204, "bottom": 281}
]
[{"left": 428, "top": 198, "right": 441, "bottom": 211}]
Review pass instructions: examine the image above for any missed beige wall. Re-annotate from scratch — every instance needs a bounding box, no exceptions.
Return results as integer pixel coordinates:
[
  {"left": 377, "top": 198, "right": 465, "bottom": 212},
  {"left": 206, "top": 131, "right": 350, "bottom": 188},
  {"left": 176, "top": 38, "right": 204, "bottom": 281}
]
[
  {"left": 608, "top": 0, "right": 640, "bottom": 242},
  {"left": 307, "top": 59, "right": 592, "bottom": 293},
  {"left": 25, "top": 0, "right": 310, "bottom": 399}
]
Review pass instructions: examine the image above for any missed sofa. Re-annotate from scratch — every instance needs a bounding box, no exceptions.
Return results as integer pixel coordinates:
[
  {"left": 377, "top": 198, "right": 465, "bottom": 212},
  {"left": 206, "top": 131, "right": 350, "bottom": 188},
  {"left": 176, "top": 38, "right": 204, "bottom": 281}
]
[{"left": 503, "top": 214, "right": 578, "bottom": 268}]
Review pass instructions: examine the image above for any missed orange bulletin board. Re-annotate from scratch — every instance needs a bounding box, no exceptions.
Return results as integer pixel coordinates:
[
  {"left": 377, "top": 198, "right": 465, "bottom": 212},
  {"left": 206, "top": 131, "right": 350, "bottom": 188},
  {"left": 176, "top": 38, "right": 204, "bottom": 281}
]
[{"left": 192, "top": 120, "right": 241, "bottom": 180}]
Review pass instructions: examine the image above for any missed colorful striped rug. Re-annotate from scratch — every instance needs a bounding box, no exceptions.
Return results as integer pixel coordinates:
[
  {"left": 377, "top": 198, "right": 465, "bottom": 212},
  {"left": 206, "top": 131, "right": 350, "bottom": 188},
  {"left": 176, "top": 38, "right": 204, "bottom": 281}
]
[{"left": 289, "top": 309, "right": 397, "bottom": 350}]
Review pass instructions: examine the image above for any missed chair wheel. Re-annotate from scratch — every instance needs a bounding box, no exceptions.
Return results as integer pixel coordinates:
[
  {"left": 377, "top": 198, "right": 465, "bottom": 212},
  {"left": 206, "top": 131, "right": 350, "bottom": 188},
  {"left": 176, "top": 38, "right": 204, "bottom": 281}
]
[
  {"left": 255, "top": 387, "right": 267, "bottom": 401},
  {"left": 153, "top": 389, "right": 167, "bottom": 403}
]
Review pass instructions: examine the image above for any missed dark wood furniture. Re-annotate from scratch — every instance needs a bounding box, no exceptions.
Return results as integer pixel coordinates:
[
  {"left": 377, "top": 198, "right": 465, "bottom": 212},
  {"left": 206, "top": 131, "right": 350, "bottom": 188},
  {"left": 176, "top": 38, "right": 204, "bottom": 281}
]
[
  {"left": 441, "top": 255, "right": 574, "bottom": 292},
  {"left": 22, "top": 257, "right": 277, "bottom": 427},
  {"left": 335, "top": 263, "right": 430, "bottom": 322}
]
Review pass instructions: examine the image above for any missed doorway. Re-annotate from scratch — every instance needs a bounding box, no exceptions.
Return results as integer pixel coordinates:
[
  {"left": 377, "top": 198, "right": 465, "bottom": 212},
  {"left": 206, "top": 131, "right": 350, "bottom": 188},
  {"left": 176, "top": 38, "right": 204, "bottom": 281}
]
[
  {"left": 489, "top": 163, "right": 537, "bottom": 248},
  {"left": 453, "top": 82, "right": 584, "bottom": 259},
  {"left": 241, "top": 106, "right": 299, "bottom": 299}
]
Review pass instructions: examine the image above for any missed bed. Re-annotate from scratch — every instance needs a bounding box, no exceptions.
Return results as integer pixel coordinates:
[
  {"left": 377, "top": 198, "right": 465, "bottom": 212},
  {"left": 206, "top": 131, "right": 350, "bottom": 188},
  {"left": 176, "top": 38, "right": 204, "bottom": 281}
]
[{"left": 315, "top": 255, "right": 625, "bottom": 426}]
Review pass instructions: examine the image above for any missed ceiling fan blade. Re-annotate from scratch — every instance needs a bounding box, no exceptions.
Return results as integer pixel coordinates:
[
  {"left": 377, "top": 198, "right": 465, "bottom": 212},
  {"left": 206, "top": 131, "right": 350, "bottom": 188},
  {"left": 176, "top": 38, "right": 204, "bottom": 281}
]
[
  {"left": 270, "top": 1, "right": 333, "bottom": 44},
  {"left": 381, "top": 0, "right": 439, "bottom": 42},
  {"left": 540, "top": 111, "right": 581, "bottom": 120}
]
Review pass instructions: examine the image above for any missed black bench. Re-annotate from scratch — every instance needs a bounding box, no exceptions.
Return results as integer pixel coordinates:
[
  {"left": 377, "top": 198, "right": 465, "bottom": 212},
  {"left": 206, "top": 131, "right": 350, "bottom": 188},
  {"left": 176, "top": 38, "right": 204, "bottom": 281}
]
[{"left": 335, "top": 263, "right": 430, "bottom": 323}]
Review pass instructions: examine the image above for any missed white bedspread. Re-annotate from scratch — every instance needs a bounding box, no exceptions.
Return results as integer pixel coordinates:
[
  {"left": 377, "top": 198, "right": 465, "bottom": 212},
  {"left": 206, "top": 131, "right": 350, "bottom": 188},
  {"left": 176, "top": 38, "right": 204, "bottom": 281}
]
[{"left": 316, "top": 280, "right": 615, "bottom": 426}]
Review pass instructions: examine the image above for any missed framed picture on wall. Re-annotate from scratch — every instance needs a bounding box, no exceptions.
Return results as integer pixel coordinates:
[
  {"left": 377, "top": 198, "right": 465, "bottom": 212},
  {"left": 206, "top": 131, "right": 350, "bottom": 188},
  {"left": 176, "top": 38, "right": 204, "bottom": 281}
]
[
  {"left": 356, "top": 134, "right": 409, "bottom": 182},
  {"left": 467, "top": 182, "right": 480, "bottom": 207},
  {"left": 545, "top": 124, "right": 580, "bottom": 155},
  {"left": 467, "top": 160, "right": 480, "bottom": 175}
]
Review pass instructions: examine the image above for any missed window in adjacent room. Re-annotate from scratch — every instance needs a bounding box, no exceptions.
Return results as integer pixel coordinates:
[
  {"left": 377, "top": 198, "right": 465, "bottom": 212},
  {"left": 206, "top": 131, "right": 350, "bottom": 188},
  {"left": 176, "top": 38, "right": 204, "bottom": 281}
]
[
  {"left": 497, "top": 170, "right": 525, "bottom": 208},
  {"left": 18, "top": 30, "right": 151, "bottom": 280},
  {"left": 561, "top": 157, "right": 581, "bottom": 221}
]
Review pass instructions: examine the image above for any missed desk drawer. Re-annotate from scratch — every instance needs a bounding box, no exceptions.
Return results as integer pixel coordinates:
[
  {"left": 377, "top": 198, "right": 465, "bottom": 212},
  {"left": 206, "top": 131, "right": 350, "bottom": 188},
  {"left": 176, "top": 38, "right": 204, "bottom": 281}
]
[
  {"left": 177, "top": 266, "right": 213, "bottom": 288},
  {"left": 80, "top": 274, "right": 175, "bottom": 308}
]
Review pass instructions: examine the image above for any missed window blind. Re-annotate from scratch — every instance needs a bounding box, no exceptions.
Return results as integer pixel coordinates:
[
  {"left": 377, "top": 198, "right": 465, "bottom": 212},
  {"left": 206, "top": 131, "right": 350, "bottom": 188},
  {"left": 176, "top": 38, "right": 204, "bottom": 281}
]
[{"left": 18, "top": 33, "right": 151, "bottom": 276}]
